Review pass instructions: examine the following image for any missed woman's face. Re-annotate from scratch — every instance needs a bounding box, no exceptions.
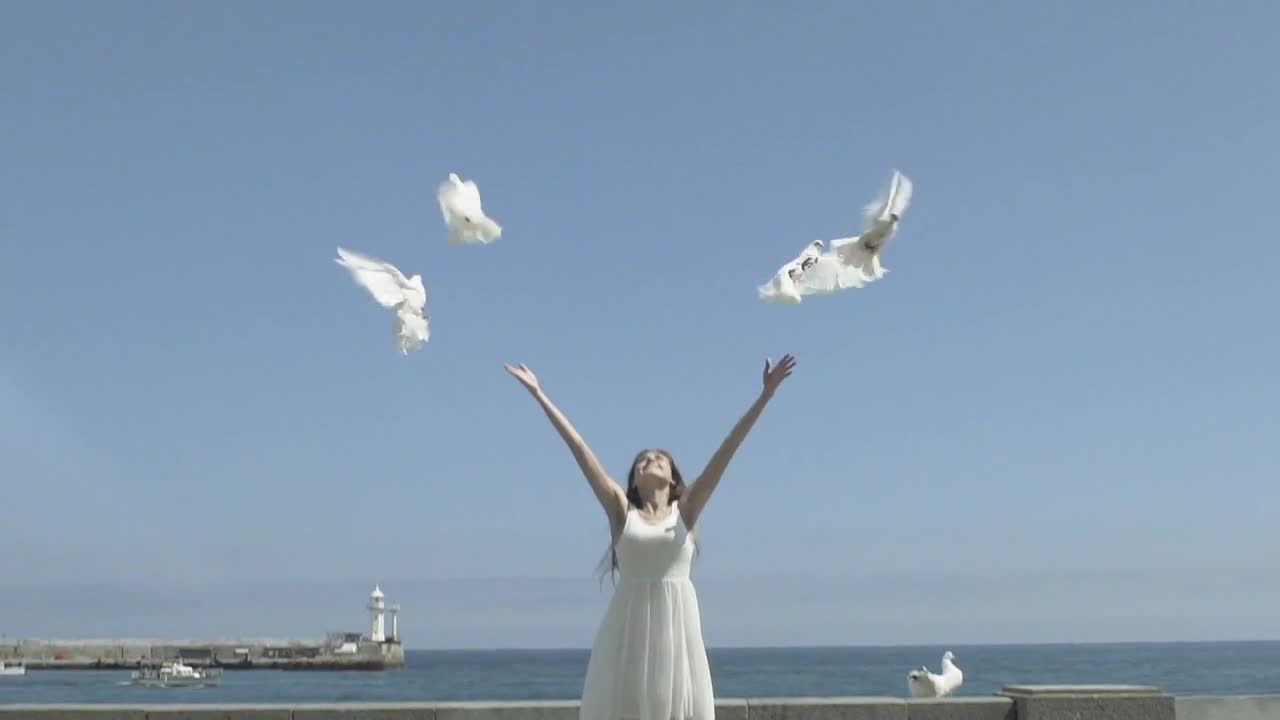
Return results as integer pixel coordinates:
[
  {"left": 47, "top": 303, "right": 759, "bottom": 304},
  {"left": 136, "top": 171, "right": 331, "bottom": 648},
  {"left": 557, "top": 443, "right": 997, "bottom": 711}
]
[{"left": 632, "top": 449, "right": 673, "bottom": 494}]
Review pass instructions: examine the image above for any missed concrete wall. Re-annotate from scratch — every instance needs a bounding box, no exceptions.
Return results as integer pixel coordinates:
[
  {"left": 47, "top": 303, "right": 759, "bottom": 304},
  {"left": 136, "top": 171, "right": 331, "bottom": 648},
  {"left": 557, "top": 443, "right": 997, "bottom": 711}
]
[
  {"left": 1177, "top": 696, "right": 1280, "bottom": 720},
  {"left": 0, "top": 688, "right": 1276, "bottom": 720}
]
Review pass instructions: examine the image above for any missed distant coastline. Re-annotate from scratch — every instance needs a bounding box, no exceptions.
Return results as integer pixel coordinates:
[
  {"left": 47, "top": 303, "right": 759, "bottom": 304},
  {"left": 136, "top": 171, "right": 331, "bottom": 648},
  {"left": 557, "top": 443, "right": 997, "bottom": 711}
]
[{"left": 4, "top": 643, "right": 1279, "bottom": 702}]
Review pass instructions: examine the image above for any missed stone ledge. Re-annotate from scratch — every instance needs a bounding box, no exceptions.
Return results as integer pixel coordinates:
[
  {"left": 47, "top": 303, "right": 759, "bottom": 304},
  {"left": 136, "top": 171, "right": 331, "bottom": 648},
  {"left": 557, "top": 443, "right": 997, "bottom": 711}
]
[
  {"left": 0, "top": 708, "right": 147, "bottom": 720},
  {"left": 139, "top": 707, "right": 293, "bottom": 720},
  {"left": 908, "top": 697, "right": 1015, "bottom": 720},
  {"left": 1000, "top": 684, "right": 1175, "bottom": 720},
  {"left": 292, "top": 703, "right": 438, "bottom": 720},
  {"left": 436, "top": 700, "right": 577, "bottom": 720},
  {"left": 746, "top": 696, "right": 906, "bottom": 720},
  {"left": 1175, "top": 695, "right": 1280, "bottom": 720},
  {"left": 716, "top": 699, "right": 749, "bottom": 720},
  {"left": 1, "top": 694, "right": 1277, "bottom": 720},
  {"left": 1003, "top": 686, "right": 1166, "bottom": 697}
]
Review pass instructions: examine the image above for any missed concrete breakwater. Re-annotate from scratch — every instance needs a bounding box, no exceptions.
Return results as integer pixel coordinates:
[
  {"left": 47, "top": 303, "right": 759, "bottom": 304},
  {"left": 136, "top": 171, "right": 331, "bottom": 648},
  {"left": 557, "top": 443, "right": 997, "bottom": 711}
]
[
  {"left": 1, "top": 585, "right": 406, "bottom": 671},
  {"left": 0, "top": 637, "right": 405, "bottom": 671},
  {"left": 1, "top": 687, "right": 1278, "bottom": 720}
]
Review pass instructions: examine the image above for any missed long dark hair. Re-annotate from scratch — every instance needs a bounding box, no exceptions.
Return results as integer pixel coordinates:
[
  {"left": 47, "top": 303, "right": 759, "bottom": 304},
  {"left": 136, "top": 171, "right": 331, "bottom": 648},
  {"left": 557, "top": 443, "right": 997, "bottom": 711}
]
[{"left": 596, "top": 448, "right": 687, "bottom": 585}]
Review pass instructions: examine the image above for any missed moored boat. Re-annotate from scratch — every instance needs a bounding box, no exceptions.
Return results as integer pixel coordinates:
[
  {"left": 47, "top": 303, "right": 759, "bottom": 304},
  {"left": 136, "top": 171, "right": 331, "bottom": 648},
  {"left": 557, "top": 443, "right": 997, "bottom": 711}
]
[{"left": 130, "top": 660, "right": 221, "bottom": 687}]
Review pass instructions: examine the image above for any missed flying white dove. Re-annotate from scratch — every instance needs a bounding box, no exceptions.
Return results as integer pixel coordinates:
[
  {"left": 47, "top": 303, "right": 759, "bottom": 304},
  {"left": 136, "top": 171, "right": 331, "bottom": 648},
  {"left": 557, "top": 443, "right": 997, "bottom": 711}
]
[
  {"left": 757, "top": 240, "right": 825, "bottom": 304},
  {"left": 437, "top": 172, "right": 502, "bottom": 245},
  {"left": 334, "top": 247, "right": 430, "bottom": 355},
  {"left": 907, "top": 651, "right": 963, "bottom": 698},
  {"left": 830, "top": 169, "right": 913, "bottom": 283},
  {"left": 756, "top": 170, "right": 912, "bottom": 304}
]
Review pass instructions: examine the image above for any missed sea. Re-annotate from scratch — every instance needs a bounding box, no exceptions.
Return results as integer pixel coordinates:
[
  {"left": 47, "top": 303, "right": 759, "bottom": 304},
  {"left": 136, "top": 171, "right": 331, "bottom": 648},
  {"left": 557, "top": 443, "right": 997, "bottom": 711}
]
[{"left": 3, "top": 643, "right": 1279, "bottom": 705}]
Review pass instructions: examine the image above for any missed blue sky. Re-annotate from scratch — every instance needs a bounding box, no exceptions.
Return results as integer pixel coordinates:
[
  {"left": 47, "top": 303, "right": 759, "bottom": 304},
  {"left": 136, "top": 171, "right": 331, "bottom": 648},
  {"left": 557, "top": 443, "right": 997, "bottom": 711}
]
[{"left": 2, "top": 0, "right": 1278, "bottom": 649}]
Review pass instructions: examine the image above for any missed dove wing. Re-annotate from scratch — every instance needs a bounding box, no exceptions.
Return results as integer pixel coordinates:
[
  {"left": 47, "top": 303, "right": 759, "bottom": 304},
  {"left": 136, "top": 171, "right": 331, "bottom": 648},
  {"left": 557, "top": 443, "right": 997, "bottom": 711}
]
[
  {"left": 831, "top": 232, "right": 888, "bottom": 281},
  {"left": 831, "top": 233, "right": 875, "bottom": 263},
  {"left": 934, "top": 670, "right": 959, "bottom": 697},
  {"left": 335, "top": 247, "right": 412, "bottom": 308},
  {"left": 863, "top": 170, "right": 913, "bottom": 229},
  {"left": 439, "top": 177, "right": 484, "bottom": 217},
  {"left": 907, "top": 671, "right": 937, "bottom": 698},
  {"left": 798, "top": 240, "right": 823, "bottom": 262},
  {"left": 792, "top": 255, "right": 842, "bottom": 295},
  {"left": 757, "top": 261, "right": 803, "bottom": 304},
  {"left": 437, "top": 180, "right": 458, "bottom": 221},
  {"left": 456, "top": 179, "right": 483, "bottom": 210},
  {"left": 794, "top": 251, "right": 867, "bottom": 295}
]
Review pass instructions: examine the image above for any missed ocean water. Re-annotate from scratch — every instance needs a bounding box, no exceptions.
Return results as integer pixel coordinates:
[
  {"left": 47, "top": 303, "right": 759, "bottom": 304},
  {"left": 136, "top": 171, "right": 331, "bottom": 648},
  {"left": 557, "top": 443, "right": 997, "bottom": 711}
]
[{"left": 2, "top": 643, "right": 1279, "bottom": 705}]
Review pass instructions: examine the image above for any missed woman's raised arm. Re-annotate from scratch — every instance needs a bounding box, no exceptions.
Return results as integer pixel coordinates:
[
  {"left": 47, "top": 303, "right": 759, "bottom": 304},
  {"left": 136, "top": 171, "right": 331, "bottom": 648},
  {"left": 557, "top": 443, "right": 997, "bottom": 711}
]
[
  {"left": 505, "top": 364, "right": 628, "bottom": 529},
  {"left": 681, "top": 354, "right": 796, "bottom": 530}
]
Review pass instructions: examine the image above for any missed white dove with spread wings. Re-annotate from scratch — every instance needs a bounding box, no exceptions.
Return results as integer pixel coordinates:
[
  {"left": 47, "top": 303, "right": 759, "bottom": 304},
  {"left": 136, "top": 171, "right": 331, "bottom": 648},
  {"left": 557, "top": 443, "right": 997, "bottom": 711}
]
[
  {"left": 334, "top": 247, "right": 430, "bottom": 355},
  {"left": 758, "top": 170, "right": 914, "bottom": 304}
]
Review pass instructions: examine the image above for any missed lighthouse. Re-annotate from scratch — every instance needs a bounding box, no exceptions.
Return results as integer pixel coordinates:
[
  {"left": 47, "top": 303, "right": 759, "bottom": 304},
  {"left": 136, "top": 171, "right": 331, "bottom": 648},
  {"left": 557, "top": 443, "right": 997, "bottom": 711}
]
[
  {"left": 390, "top": 603, "right": 400, "bottom": 642},
  {"left": 368, "top": 585, "right": 386, "bottom": 642}
]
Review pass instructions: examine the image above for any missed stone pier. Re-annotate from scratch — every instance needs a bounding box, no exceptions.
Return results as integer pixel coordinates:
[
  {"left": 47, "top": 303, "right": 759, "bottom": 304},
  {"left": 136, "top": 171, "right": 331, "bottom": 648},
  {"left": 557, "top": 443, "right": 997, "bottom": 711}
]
[{"left": 2, "top": 685, "right": 1278, "bottom": 720}]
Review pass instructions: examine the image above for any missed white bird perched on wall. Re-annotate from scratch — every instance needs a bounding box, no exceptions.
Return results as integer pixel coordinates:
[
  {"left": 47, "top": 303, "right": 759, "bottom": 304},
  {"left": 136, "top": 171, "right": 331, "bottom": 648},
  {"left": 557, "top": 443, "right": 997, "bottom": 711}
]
[
  {"left": 437, "top": 172, "right": 502, "bottom": 245},
  {"left": 757, "top": 240, "right": 826, "bottom": 304},
  {"left": 334, "top": 247, "right": 430, "bottom": 355},
  {"left": 829, "top": 169, "right": 913, "bottom": 283},
  {"left": 907, "top": 650, "right": 963, "bottom": 698}
]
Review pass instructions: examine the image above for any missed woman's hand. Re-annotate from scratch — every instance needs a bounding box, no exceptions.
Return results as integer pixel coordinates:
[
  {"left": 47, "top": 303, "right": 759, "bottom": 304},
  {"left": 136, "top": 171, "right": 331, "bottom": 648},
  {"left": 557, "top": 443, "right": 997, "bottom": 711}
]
[
  {"left": 761, "top": 354, "right": 796, "bottom": 398},
  {"left": 504, "top": 363, "right": 543, "bottom": 396}
]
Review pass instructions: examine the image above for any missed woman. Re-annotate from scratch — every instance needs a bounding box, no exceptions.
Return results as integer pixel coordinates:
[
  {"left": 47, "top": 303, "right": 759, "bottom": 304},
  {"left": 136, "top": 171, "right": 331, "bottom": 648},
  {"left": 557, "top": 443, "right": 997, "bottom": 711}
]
[{"left": 504, "top": 354, "right": 797, "bottom": 720}]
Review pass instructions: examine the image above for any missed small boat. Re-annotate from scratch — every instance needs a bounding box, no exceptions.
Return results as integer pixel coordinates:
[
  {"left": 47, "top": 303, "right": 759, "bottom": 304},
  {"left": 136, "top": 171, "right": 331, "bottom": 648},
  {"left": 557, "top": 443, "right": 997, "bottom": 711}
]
[
  {"left": 0, "top": 661, "right": 26, "bottom": 677},
  {"left": 130, "top": 660, "right": 221, "bottom": 688}
]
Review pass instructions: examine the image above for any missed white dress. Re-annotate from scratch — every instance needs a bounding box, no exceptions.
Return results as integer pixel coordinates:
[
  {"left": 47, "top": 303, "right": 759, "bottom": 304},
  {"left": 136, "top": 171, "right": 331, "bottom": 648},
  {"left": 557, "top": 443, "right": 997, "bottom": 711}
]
[{"left": 580, "top": 501, "right": 715, "bottom": 720}]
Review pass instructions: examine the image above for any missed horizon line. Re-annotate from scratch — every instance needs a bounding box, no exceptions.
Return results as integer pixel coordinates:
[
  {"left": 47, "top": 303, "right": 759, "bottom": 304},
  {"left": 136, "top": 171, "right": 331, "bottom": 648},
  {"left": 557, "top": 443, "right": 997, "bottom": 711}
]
[
  {"left": 7, "top": 566, "right": 1271, "bottom": 588},
  {"left": 7, "top": 637, "right": 1278, "bottom": 650},
  {"left": 399, "top": 638, "right": 1280, "bottom": 652}
]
